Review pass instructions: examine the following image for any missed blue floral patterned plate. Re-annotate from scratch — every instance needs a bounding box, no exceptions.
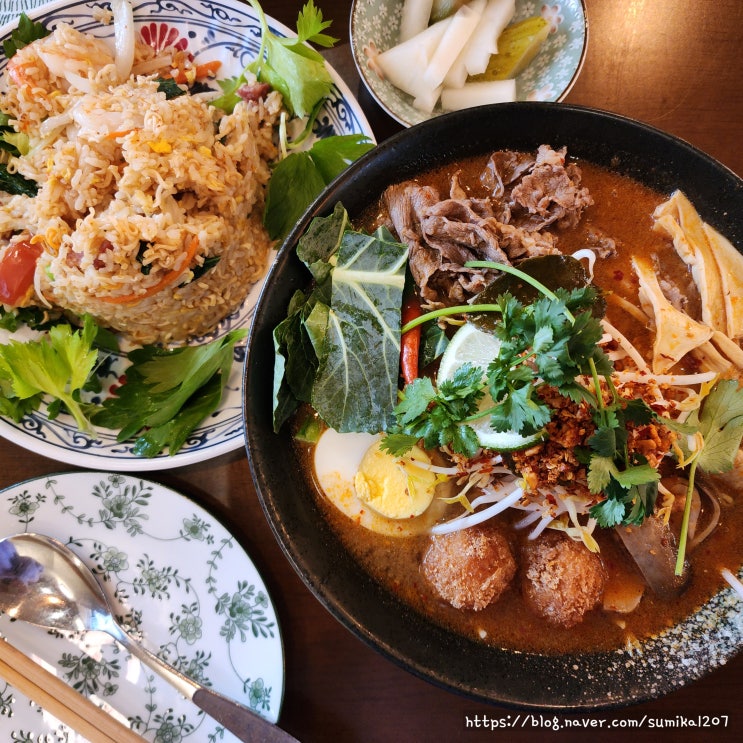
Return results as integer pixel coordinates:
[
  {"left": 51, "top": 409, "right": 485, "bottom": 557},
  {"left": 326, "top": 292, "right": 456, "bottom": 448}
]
[
  {"left": 0, "top": 471, "right": 284, "bottom": 741},
  {"left": 350, "top": 0, "right": 587, "bottom": 127},
  {"left": 0, "top": 0, "right": 373, "bottom": 471}
]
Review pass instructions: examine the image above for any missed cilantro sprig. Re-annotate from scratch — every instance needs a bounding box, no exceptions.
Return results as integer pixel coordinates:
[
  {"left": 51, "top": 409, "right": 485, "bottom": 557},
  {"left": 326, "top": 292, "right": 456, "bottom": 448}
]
[
  {"left": 672, "top": 379, "right": 743, "bottom": 572},
  {"left": 384, "top": 259, "right": 677, "bottom": 528},
  {"left": 383, "top": 366, "right": 485, "bottom": 458}
]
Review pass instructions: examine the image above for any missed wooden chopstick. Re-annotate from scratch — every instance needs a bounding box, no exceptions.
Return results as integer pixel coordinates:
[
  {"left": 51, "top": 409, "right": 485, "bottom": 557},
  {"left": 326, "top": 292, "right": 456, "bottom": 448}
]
[{"left": 0, "top": 637, "right": 145, "bottom": 743}]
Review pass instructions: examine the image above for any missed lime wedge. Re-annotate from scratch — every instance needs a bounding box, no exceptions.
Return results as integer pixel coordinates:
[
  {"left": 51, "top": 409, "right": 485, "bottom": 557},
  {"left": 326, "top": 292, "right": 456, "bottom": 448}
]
[{"left": 438, "top": 323, "right": 545, "bottom": 451}]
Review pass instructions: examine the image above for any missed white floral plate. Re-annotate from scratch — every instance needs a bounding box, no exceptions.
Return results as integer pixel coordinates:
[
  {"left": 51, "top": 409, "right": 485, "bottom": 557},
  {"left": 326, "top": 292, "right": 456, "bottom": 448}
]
[
  {"left": 0, "top": 0, "right": 374, "bottom": 471},
  {"left": 350, "top": 0, "right": 587, "bottom": 127},
  {"left": 0, "top": 471, "right": 284, "bottom": 741}
]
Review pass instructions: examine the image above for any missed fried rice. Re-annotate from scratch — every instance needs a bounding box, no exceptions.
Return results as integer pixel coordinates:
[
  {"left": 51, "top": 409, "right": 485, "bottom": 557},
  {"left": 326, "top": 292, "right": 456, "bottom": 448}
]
[{"left": 0, "top": 21, "right": 281, "bottom": 344}]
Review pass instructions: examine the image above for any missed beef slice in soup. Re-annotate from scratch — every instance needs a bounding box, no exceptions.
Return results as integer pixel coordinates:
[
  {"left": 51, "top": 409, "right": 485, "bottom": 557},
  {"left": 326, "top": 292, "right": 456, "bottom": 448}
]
[{"left": 383, "top": 145, "right": 592, "bottom": 304}]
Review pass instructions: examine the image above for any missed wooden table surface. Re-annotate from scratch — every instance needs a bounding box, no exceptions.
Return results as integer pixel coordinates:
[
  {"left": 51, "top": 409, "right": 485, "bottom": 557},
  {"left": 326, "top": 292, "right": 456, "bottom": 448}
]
[{"left": 1, "top": 1, "right": 742, "bottom": 741}]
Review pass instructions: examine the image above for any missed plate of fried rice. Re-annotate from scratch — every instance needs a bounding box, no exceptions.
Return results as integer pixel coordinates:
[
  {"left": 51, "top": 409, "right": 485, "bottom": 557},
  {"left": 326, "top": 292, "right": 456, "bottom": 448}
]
[{"left": 0, "top": 0, "right": 374, "bottom": 469}]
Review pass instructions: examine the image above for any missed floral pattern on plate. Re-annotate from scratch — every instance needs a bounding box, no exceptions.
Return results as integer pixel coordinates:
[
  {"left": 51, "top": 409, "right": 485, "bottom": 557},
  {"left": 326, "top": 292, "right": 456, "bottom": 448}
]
[
  {"left": 350, "top": 0, "right": 587, "bottom": 127},
  {"left": 0, "top": 0, "right": 374, "bottom": 471},
  {"left": 0, "top": 471, "right": 284, "bottom": 741}
]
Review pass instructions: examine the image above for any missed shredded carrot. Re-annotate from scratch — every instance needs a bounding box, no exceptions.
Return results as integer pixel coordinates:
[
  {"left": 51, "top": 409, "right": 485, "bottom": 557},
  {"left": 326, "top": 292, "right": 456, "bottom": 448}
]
[
  {"left": 98, "top": 235, "right": 200, "bottom": 305},
  {"left": 105, "top": 129, "right": 138, "bottom": 139},
  {"left": 170, "top": 60, "right": 222, "bottom": 84}
]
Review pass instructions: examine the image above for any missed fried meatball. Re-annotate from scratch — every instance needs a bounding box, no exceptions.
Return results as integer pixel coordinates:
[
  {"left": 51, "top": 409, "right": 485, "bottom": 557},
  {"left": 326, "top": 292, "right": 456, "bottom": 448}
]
[
  {"left": 421, "top": 524, "right": 516, "bottom": 610},
  {"left": 521, "top": 531, "right": 606, "bottom": 628}
]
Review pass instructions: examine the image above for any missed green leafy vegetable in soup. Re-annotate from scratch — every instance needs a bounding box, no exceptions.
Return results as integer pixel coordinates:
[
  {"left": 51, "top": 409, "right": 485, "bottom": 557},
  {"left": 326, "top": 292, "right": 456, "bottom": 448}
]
[{"left": 273, "top": 204, "right": 409, "bottom": 433}]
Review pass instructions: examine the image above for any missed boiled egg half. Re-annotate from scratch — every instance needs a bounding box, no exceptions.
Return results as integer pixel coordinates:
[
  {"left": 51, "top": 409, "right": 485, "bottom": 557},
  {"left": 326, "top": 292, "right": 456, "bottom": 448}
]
[{"left": 313, "top": 428, "right": 447, "bottom": 536}]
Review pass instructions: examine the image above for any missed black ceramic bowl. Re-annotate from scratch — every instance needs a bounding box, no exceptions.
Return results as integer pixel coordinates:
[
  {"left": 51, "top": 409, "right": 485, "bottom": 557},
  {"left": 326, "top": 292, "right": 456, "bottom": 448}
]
[{"left": 245, "top": 102, "right": 743, "bottom": 709}]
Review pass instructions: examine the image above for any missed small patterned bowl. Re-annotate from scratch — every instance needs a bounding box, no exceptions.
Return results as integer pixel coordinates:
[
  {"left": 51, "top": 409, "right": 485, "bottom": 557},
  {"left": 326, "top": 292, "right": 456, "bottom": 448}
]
[{"left": 350, "top": 0, "right": 588, "bottom": 127}]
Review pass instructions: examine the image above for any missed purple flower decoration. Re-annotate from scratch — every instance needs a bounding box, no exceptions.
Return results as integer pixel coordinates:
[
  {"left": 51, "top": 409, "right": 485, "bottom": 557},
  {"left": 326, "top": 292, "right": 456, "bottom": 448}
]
[{"left": 0, "top": 540, "right": 43, "bottom": 584}]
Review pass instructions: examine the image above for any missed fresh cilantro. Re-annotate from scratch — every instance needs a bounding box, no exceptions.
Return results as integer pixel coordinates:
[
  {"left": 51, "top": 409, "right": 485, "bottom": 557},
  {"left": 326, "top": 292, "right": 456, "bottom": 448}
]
[
  {"left": 386, "top": 258, "right": 670, "bottom": 529},
  {"left": 92, "top": 329, "right": 247, "bottom": 456},
  {"left": 3, "top": 13, "right": 50, "bottom": 59},
  {"left": 382, "top": 364, "right": 485, "bottom": 458},
  {"left": 263, "top": 133, "right": 373, "bottom": 241},
  {"left": 673, "top": 379, "right": 743, "bottom": 573},
  {"left": 683, "top": 378, "right": 743, "bottom": 473},
  {"left": 0, "top": 315, "right": 99, "bottom": 432}
]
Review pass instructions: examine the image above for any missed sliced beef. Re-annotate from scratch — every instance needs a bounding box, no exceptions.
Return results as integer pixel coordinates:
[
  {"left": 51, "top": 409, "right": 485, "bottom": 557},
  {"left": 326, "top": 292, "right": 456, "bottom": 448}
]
[
  {"left": 382, "top": 145, "right": 593, "bottom": 305},
  {"left": 510, "top": 145, "right": 594, "bottom": 231}
]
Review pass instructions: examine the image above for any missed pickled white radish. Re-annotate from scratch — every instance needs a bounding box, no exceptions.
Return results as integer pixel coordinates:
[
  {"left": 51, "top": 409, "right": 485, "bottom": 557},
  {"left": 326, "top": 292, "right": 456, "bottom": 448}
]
[
  {"left": 440, "top": 78, "right": 516, "bottom": 110},
  {"left": 374, "top": 18, "right": 451, "bottom": 103},
  {"left": 423, "top": 0, "right": 484, "bottom": 89},
  {"left": 444, "top": 0, "right": 514, "bottom": 86},
  {"left": 462, "top": 0, "right": 515, "bottom": 75},
  {"left": 399, "top": 0, "right": 435, "bottom": 42}
]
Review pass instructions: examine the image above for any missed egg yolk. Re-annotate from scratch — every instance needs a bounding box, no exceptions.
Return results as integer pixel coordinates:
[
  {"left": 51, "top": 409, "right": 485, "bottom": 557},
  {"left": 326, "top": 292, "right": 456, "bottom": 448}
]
[{"left": 354, "top": 442, "right": 438, "bottom": 519}]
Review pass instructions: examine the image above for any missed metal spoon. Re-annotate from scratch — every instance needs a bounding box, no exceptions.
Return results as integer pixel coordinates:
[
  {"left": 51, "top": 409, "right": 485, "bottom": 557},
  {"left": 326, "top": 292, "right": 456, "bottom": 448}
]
[{"left": 0, "top": 533, "right": 298, "bottom": 743}]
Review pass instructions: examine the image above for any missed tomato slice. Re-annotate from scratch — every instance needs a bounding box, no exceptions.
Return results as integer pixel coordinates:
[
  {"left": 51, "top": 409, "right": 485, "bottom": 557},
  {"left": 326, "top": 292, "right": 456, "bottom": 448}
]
[{"left": 0, "top": 239, "right": 43, "bottom": 306}]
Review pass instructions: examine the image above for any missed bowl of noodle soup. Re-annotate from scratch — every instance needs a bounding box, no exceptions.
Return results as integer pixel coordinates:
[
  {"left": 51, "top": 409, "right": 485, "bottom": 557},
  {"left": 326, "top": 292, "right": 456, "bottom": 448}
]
[{"left": 246, "top": 101, "right": 743, "bottom": 708}]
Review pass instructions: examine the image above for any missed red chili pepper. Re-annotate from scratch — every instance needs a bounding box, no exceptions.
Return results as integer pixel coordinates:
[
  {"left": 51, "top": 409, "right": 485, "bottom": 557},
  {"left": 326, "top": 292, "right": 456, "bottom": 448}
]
[{"left": 400, "top": 294, "right": 422, "bottom": 385}]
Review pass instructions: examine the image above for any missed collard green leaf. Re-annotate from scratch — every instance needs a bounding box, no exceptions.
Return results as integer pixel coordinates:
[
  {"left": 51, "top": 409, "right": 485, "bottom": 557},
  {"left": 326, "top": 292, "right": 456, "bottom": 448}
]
[
  {"left": 311, "top": 228, "right": 408, "bottom": 432},
  {"left": 296, "top": 201, "right": 349, "bottom": 274}
]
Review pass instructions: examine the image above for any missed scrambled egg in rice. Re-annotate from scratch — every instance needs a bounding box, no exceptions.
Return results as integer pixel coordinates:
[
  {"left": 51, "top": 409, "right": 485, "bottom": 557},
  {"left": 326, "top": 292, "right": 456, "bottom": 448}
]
[{"left": 0, "top": 21, "right": 281, "bottom": 344}]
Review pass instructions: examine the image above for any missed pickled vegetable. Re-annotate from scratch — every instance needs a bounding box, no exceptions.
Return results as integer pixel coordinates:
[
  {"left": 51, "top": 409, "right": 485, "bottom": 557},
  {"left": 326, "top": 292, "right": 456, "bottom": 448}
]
[
  {"left": 430, "top": 0, "right": 467, "bottom": 23},
  {"left": 473, "top": 15, "right": 549, "bottom": 81}
]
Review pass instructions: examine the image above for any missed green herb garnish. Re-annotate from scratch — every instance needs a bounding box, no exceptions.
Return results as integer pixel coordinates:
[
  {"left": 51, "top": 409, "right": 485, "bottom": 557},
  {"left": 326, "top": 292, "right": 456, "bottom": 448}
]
[
  {"left": 92, "top": 328, "right": 247, "bottom": 456},
  {"left": 0, "top": 314, "right": 99, "bottom": 432},
  {"left": 2, "top": 12, "right": 50, "bottom": 59},
  {"left": 0, "top": 164, "right": 38, "bottom": 196},
  {"left": 384, "top": 259, "right": 674, "bottom": 526},
  {"left": 212, "top": 0, "right": 337, "bottom": 117},
  {"left": 263, "top": 134, "right": 373, "bottom": 241},
  {"left": 673, "top": 379, "right": 743, "bottom": 572}
]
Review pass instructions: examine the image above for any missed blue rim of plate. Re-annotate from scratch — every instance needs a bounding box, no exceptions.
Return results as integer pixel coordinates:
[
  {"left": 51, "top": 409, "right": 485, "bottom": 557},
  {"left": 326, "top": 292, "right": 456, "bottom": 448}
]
[
  {"left": 0, "top": 0, "right": 374, "bottom": 471},
  {"left": 350, "top": 0, "right": 588, "bottom": 127}
]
